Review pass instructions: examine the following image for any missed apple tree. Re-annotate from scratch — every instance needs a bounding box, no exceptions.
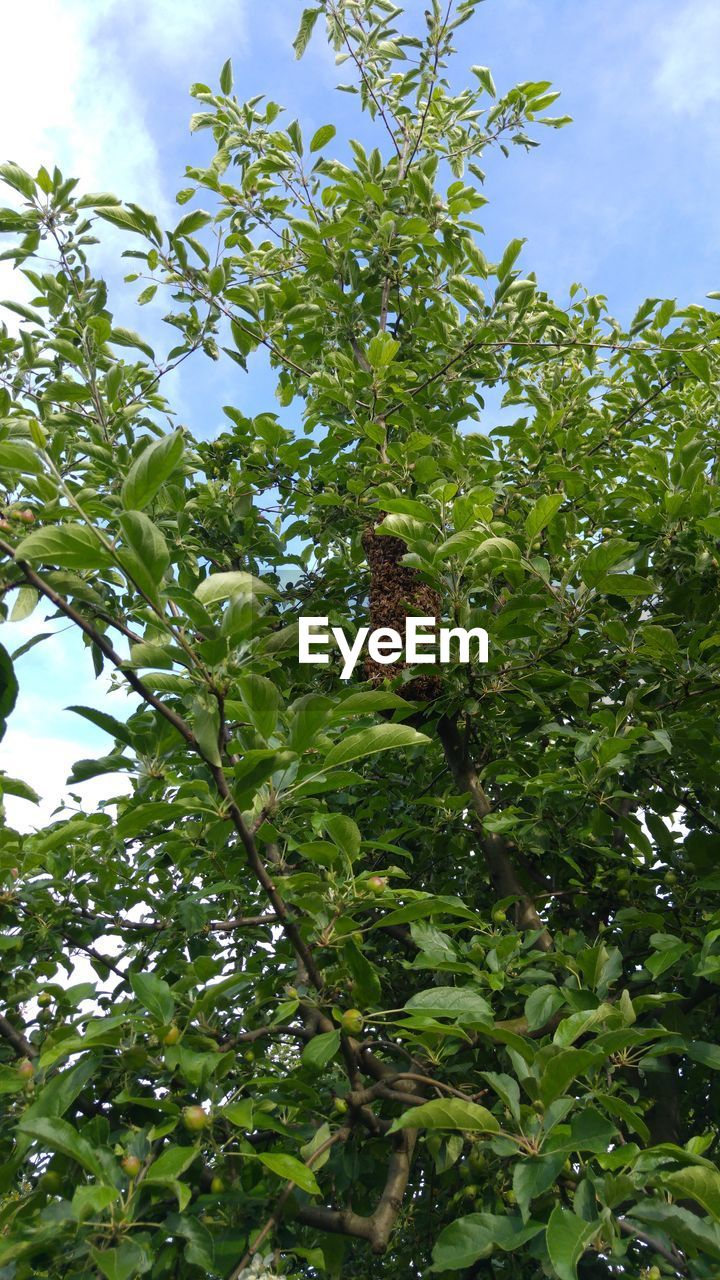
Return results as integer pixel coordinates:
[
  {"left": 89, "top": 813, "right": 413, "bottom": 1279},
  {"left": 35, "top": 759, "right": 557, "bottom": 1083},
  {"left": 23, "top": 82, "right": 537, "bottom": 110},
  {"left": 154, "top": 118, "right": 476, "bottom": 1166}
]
[{"left": 1, "top": 3, "right": 720, "bottom": 1277}]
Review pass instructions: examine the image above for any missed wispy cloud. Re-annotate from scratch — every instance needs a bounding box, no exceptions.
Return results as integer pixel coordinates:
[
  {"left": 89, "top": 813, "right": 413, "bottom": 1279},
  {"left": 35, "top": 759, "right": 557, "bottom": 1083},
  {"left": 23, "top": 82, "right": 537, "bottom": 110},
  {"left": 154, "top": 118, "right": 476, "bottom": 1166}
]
[
  {"left": 653, "top": 0, "right": 720, "bottom": 113},
  {"left": 1, "top": 0, "right": 247, "bottom": 202}
]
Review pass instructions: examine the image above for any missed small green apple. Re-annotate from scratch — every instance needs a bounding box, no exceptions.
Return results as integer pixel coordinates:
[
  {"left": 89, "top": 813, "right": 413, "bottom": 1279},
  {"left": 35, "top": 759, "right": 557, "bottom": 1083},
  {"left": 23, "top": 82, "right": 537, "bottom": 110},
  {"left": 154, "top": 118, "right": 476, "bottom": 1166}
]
[
  {"left": 182, "top": 1105, "right": 209, "bottom": 1133},
  {"left": 340, "top": 1009, "right": 365, "bottom": 1035}
]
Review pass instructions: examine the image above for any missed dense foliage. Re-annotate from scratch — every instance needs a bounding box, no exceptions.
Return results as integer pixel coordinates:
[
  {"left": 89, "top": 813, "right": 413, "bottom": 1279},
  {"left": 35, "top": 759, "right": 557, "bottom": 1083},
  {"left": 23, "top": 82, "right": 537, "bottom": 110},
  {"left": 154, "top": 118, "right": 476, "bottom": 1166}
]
[{"left": 1, "top": 3, "right": 720, "bottom": 1277}]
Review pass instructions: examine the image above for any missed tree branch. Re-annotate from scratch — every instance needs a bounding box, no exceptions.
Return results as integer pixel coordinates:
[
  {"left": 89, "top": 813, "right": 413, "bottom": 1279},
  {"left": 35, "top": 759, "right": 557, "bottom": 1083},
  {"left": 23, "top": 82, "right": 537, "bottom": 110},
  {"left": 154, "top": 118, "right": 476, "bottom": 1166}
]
[{"left": 437, "top": 715, "right": 552, "bottom": 950}]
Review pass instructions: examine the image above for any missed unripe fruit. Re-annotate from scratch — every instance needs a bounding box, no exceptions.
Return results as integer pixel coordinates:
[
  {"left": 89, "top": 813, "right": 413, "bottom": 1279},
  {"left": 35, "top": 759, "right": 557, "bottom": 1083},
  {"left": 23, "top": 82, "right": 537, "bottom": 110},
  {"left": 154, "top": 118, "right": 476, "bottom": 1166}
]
[
  {"left": 340, "top": 1008, "right": 364, "bottom": 1035},
  {"left": 333, "top": 1096, "right": 348, "bottom": 1115},
  {"left": 491, "top": 908, "right": 506, "bottom": 924},
  {"left": 121, "top": 1154, "right": 142, "bottom": 1178},
  {"left": 163, "top": 1024, "right": 181, "bottom": 1045},
  {"left": 38, "top": 1170, "right": 63, "bottom": 1195},
  {"left": 17, "top": 1058, "right": 34, "bottom": 1082},
  {"left": 532, "top": 1099, "right": 545, "bottom": 1114},
  {"left": 210, "top": 1175, "right": 225, "bottom": 1194},
  {"left": 37, "top": 992, "right": 52, "bottom": 1008},
  {"left": 616, "top": 867, "right": 630, "bottom": 883},
  {"left": 647, "top": 1268, "right": 661, "bottom": 1280},
  {"left": 244, "top": 1049, "right": 255, "bottom": 1064},
  {"left": 367, "top": 875, "right": 387, "bottom": 894},
  {"left": 182, "top": 1105, "right": 209, "bottom": 1133},
  {"left": 664, "top": 870, "right": 678, "bottom": 886}
]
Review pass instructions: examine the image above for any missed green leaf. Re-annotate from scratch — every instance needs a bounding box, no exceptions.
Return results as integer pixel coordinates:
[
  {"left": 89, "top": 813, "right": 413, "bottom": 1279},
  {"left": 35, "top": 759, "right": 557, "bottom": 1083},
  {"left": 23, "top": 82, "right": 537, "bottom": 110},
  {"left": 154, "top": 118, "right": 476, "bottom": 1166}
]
[
  {"left": 553, "top": 1004, "right": 612, "bottom": 1047},
  {"left": 15, "top": 524, "right": 112, "bottom": 570},
  {"left": 546, "top": 1207, "right": 598, "bottom": 1280},
  {"left": 581, "top": 538, "right": 636, "bottom": 587},
  {"left": 18, "top": 1116, "right": 106, "bottom": 1179},
  {"left": 219, "top": 58, "right": 233, "bottom": 94},
  {"left": 388, "top": 1098, "right": 500, "bottom": 1134},
  {"left": 0, "top": 442, "right": 42, "bottom": 474},
  {"left": 72, "top": 1185, "right": 120, "bottom": 1220},
  {"left": 471, "top": 65, "right": 497, "bottom": 97},
  {"left": 96, "top": 204, "right": 162, "bottom": 244},
  {"left": 539, "top": 1048, "right": 602, "bottom": 1106},
  {"left": 686, "top": 1041, "right": 720, "bottom": 1071},
  {"left": 514, "top": 1154, "right": 566, "bottom": 1222},
  {"left": 67, "top": 705, "right": 134, "bottom": 749},
  {"left": 431, "top": 1213, "right": 542, "bottom": 1271},
  {"left": 0, "top": 162, "right": 35, "bottom": 199},
  {"left": 145, "top": 1145, "right": 198, "bottom": 1183},
  {"left": 256, "top": 1152, "right": 321, "bottom": 1195},
  {"left": 237, "top": 674, "right": 281, "bottom": 741},
  {"left": 497, "top": 237, "right": 525, "bottom": 280},
  {"left": 293, "top": 6, "right": 320, "bottom": 58},
  {"left": 173, "top": 210, "right": 211, "bottom": 238},
  {"left": 367, "top": 331, "right": 400, "bottom": 368},
  {"left": 681, "top": 349, "right": 712, "bottom": 385},
  {"left": 324, "top": 724, "right": 430, "bottom": 768},
  {"left": 310, "top": 124, "right": 336, "bottom": 152},
  {"left": 0, "top": 642, "right": 17, "bottom": 742},
  {"left": 166, "top": 1215, "right": 215, "bottom": 1269},
  {"left": 288, "top": 693, "right": 334, "bottom": 751},
  {"left": 301, "top": 1030, "right": 341, "bottom": 1072},
  {"left": 222, "top": 1099, "right": 254, "bottom": 1128},
  {"left": 525, "top": 984, "right": 566, "bottom": 1032},
  {"left": 10, "top": 586, "right": 38, "bottom": 622},
  {"left": 404, "top": 987, "right": 493, "bottom": 1021},
  {"left": 375, "top": 513, "right": 428, "bottom": 542},
  {"left": 130, "top": 971, "right": 175, "bottom": 1024},
  {"left": 194, "top": 570, "right": 278, "bottom": 604},
  {"left": 323, "top": 813, "right": 361, "bottom": 860},
  {"left": 664, "top": 1166, "right": 720, "bottom": 1220},
  {"left": 109, "top": 326, "right": 155, "bottom": 360},
  {"left": 329, "top": 690, "right": 414, "bottom": 719},
  {"left": 233, "top": 749, "right": 292, "bottom": 799},
  {"left": 628, "top": 1200, "right": 720, "bottom": 1261},
  {"left": 121, "top": 430, "right": 184, "bottom": 510},
  {"left": 91, "top": 1242, "right": 151, "bottom": 1280},
  {"left": 595, "top": 573, "right": 654, "bottom": 599},
  {"left": 343, "top": 938, "right": 381, "bottom": 1005},
  {"left": 119, "top": 511, "right": 169, "bottom": 585},
  {"left": 480, "top": 1072, "right": 521, "bottom": 1122},
  {"left": 525, "top": 493, "right": 563, "bottom": 541}
]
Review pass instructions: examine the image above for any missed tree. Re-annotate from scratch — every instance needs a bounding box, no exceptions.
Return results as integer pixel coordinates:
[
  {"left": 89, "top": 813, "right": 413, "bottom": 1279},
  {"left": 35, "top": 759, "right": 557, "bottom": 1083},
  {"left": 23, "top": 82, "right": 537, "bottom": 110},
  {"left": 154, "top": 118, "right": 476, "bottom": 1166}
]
[{"left": 0, "top": 2, "right": 719, "bottom": 1276}]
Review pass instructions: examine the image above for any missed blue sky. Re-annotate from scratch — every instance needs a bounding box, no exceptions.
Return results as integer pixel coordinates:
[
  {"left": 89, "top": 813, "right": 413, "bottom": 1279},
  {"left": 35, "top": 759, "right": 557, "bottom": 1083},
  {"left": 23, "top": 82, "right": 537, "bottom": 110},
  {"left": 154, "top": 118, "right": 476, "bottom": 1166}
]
[{"left": 1, "top": 0, "right": 719, "bottom": 827}]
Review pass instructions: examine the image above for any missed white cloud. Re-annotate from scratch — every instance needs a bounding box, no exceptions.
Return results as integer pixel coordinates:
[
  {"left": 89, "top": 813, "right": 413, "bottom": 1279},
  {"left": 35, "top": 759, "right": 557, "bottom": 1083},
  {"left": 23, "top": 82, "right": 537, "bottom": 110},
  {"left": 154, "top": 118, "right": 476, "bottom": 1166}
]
[
  {"left": 1, "top": 0, "right": 247, "bottom": 204},
  {"left": 1, "top": 2, "right": 161, "bottom": 210},
  {"left": 654, "top": 0, "right": 720, "bottom": 113},
  {"left": 0, "top": 0, "right": 247, "bottom": 315},
  {"left": 1, "top": 728, "right": 131, "bottom": 831},
  {"left": 0, "top": 614, "right": 135, "bottom": 831}
]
